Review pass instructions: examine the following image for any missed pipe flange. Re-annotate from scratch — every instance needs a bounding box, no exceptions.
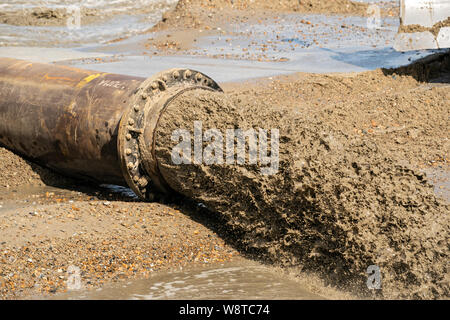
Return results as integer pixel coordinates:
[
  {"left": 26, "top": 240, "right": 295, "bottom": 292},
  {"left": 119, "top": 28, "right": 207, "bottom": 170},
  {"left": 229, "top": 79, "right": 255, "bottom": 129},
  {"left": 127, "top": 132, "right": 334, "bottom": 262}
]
[{"left": 118, "top": 68, "right": 221, "bottom": 200}]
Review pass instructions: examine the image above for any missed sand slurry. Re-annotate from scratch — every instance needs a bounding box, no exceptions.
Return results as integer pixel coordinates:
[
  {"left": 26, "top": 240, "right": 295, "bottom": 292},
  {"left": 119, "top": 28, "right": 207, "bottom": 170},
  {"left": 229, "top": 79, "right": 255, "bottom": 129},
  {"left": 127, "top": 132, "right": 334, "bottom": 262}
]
[{"left": 154, "top": 85, "right": 448, "bottom": 299}]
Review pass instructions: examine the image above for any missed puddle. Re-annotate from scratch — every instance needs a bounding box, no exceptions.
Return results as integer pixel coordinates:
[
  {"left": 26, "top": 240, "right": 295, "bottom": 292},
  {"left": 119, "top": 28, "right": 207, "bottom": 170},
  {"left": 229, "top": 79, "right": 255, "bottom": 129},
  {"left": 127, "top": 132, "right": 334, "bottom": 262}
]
[
  {"left": 423, "top": 167, "right": 450, "bottom": 202},
  {"left": 99, "top": 184, "right": 139, "bottom": 200},
  {"left": 42, "top": 261, "right": 325, "bottom": 300}
]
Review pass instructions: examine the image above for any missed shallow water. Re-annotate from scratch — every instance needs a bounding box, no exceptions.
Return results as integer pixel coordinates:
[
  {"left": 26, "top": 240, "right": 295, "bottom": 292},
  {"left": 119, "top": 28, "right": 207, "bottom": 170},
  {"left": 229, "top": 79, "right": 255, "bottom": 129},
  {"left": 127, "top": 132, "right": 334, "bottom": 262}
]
[
  {"left": 0, "top": 14, "right": 161, "bottom": 47},
  {"left": 187, "top": 12, "right": 446, "bottom": 74},
  {"left": 0, "top": 0, "right": 177, "bottom": 47},
  {"left": 42, "top": 261, "right": 325, "bottom": 300},
  {"left": 1, "top": 0, "right": 174, "bottom": 11},
  {"left": 0, "top": 0, "right": 446, "bottom": 80},
  {"left": 0, "top": 19, "right": 441, "bottom": 82}
]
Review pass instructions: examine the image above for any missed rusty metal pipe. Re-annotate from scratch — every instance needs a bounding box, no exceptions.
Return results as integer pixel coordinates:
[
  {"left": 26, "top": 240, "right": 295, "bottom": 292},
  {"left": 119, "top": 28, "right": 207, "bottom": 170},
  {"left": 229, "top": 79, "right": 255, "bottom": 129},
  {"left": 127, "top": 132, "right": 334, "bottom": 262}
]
[{"left": 0, "top": 57, "right": 221, "bottom": 199}]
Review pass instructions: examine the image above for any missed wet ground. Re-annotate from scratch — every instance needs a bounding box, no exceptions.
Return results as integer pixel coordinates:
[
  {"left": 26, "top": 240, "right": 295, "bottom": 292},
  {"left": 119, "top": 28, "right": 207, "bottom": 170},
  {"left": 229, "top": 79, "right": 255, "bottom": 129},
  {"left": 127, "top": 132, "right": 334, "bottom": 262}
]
[
  {"left": 66, "top": 13, "right": 444, "bottom": 81},
  {"left": 0, "top": 1, "right": 446, "bottom": 81},
  {"left": 38, "top": 261, "right": 324, "bottom": 300},
  {"left": 0, "top": 0, "right": 178, "bottom": 46},
  {"left": 423, "top": 168, "right": 450, "bottom": 202}
]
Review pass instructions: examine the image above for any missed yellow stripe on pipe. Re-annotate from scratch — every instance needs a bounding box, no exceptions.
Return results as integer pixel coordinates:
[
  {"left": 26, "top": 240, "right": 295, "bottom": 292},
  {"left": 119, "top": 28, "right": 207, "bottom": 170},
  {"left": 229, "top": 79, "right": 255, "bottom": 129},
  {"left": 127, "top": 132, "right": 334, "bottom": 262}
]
[{"left": 76, "top": 73, "right": 105, "bottom": 88}]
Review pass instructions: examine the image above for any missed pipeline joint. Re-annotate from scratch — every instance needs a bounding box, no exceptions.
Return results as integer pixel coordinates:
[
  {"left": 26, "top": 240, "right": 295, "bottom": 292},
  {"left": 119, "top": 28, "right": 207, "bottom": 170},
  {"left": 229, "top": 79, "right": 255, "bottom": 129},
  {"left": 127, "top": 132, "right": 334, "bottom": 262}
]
[{"left": 117, "top": 68, "right": 222, "bottom": 201}]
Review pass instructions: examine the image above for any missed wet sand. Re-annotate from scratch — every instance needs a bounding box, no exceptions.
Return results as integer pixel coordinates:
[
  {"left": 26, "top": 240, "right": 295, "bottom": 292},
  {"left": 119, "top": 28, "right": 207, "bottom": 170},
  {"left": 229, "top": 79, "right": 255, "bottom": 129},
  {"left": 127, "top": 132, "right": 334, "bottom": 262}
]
[
  {"left": 0, "top": 176, "right": 239, "bottom": 299},
  {"left": 398, "top": 17, "right": 450, "bottom": 37},
  {"left": 0, "top": 1, "right": 178, "bottom": 27},
  {"left": 0, "top": 7, "right": 101, "bottom": 27}
]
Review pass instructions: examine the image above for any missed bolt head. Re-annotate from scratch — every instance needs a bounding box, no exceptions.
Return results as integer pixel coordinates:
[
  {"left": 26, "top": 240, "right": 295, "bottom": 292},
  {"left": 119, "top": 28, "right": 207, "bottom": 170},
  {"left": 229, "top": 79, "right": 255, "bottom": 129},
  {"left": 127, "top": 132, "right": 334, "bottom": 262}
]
[{"left": 138, "top": 177, "right": 148, "bottom": 188}]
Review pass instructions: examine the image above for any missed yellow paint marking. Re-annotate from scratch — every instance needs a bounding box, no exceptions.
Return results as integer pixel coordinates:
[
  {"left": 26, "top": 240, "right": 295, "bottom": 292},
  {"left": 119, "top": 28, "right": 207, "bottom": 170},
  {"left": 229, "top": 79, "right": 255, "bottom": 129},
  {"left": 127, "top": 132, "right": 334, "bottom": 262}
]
[
  {"left": 76, "top": 73, "right": 104, "bottom": 88},
  {"left": 43, "top": 74, "right": 75, "bottom": 82}
]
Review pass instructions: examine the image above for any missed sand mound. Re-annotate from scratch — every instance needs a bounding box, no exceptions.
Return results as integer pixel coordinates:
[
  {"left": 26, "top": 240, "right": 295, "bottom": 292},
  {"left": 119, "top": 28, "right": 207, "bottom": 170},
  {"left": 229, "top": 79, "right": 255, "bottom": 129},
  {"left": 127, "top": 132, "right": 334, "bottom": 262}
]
[
  {"left": 177, "top": 0, "right": 368, "bottom": 14},
  {"left": 398, "top": 17, "right": 450, "bottom": 37},
  {"left": 0, "top": 147, "right": 71, "bottom": 187},
  {"left": 384, "top": 51, "right": 450, "bottom": 82},
  {"left": 154, "top": 90, "right": 449, "bottom": 299},
  {"left": 154, "top": 0, "right": 370, "bottom": 30},
  {"left": 0, "top": 8, "right": 99, "bottom": 27}
]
